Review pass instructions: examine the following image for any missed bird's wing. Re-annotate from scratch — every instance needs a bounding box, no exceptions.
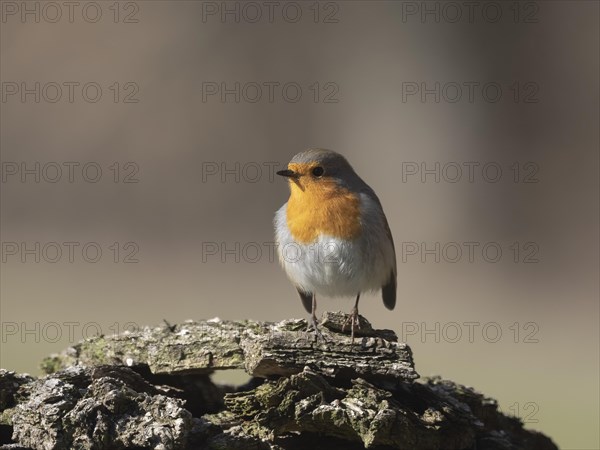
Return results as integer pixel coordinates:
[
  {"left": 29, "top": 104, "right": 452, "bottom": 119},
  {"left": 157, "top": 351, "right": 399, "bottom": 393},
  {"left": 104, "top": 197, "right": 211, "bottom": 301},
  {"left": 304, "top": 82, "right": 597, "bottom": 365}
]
[{"left": 361, "top": 186, "right": 397, "bottom": 310}]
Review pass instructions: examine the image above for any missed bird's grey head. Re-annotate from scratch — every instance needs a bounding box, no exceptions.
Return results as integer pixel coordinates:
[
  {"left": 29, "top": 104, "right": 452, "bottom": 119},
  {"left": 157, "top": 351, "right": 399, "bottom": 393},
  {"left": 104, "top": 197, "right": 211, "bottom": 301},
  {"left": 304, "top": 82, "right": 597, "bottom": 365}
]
[
  {"left": 289, "top": 148, "right": 351, "bottom": 168},
  {"left": 276, "top": 148, "right": 364, "bottom": 190}
]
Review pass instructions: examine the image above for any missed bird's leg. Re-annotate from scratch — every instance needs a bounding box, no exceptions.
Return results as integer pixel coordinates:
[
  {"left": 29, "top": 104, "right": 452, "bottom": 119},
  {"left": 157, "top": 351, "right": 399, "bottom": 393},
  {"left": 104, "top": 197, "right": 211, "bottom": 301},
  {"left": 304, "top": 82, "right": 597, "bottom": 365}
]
[
  {"left": 342, "top": 293, "right": 361, "bottom": 343},
  {"left": 306, "top": 293, "right": 325, "bottom": 342}
]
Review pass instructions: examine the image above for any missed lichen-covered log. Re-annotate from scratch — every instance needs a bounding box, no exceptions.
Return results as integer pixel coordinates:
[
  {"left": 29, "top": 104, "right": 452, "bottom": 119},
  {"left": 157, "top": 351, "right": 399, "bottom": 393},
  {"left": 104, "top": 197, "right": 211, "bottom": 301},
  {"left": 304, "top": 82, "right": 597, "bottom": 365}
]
[
  {"left": 42, "top": 313, "right": 418, "bottom": 383},
  {"left": 0, "top": 314, "right": 558, "bottom": 450}
]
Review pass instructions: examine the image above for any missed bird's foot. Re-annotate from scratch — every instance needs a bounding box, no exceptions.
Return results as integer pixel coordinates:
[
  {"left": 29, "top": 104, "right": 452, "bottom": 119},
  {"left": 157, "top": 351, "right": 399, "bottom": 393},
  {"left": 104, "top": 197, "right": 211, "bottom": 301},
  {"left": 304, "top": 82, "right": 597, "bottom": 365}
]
[
  {"left": 305, "top": 314, "right": 328, "bottom": 343},
  {"left": 342, "top": 306, "right": 361, "bottom": 345}
]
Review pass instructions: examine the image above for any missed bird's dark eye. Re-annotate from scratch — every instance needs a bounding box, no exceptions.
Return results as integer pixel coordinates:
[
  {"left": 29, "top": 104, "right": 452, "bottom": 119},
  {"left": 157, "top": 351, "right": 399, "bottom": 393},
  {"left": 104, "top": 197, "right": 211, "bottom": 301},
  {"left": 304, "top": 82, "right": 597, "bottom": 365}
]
[{"left": 312, "top": 166, "right": 324, "bottom": 177}]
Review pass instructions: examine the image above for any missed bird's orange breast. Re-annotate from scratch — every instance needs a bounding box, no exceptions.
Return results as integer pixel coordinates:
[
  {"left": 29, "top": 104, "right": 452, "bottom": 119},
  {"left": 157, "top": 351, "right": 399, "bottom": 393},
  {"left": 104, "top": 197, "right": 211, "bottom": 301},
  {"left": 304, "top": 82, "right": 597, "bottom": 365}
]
[{"left": 286, "top": 178, "right": 362, "bottom": 244}]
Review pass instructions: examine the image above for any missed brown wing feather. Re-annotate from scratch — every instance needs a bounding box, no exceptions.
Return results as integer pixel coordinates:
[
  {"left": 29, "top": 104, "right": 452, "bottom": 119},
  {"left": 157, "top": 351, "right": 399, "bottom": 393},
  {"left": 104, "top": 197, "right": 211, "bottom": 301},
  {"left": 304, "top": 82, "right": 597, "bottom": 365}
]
[
  {"left": 382, "top": 269, "right": 396, "bottom": 310},
  {"left": 381, "top": 215, "right": 397, "bottom": 310}
]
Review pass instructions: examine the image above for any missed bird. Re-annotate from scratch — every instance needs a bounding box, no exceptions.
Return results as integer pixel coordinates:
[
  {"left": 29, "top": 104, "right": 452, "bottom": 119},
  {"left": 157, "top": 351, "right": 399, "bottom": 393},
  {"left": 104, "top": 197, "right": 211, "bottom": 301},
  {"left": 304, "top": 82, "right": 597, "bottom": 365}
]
[{"left": 274, "top": 149, "right": 397, "bottom": 342}]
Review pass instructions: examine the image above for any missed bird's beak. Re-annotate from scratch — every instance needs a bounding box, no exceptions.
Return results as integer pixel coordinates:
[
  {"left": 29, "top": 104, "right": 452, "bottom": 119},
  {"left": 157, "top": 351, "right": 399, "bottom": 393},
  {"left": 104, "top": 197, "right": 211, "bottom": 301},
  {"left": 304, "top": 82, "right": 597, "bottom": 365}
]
[
  {"left": 277, "top": 168, "right": 304, "bottom": 190},
  {"left": 276, "top": 169, "right": 299, "bottom": 179}
]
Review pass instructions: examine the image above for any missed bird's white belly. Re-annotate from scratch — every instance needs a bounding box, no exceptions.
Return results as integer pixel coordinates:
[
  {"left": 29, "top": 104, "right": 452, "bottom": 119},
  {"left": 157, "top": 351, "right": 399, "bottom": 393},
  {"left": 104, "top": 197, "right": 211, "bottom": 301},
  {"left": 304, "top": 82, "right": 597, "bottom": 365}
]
[
  {"left": 281, "top": 235, "right": 371, "bottom": 296},
  {"left": 275, "top": 202, "right": 393, "bottom": 298}
]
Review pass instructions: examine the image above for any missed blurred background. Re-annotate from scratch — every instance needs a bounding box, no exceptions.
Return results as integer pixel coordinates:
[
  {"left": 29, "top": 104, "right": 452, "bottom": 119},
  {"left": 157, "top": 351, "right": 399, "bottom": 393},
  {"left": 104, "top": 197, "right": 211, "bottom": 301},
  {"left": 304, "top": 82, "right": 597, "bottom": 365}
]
[{"left": 1, "top": 1, "right": 598, "bottom": 448}]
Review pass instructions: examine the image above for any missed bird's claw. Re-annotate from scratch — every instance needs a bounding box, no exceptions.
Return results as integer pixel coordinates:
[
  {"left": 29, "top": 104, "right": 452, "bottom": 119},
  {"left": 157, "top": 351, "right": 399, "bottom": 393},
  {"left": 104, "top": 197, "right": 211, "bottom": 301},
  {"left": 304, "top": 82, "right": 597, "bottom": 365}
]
[{"left": 306, "top": 314, "right": 328, "bottom": 343}]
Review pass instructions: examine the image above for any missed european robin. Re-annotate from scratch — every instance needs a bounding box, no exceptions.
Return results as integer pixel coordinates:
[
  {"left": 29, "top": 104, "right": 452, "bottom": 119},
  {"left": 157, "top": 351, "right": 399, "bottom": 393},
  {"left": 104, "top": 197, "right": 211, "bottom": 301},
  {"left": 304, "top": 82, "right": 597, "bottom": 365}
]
[{"left": 274, "top": 149, "right": 396, "bottom": 341}]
